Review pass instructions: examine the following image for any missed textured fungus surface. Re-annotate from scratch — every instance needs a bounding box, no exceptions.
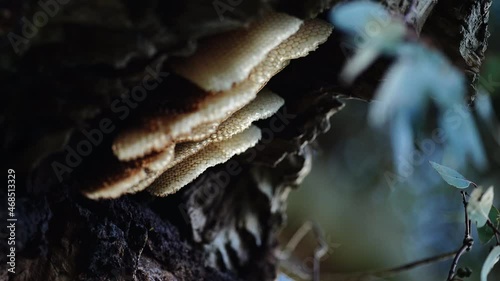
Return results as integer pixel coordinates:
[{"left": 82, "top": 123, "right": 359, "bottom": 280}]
[
  {"left": 159, "top": 90, "right": 284, "bottom": 176},
  {"left": 149, "top": 125, "right": 262, "bottom": 196},
  {"left": 112, "top": 17, "right": 333, "bottom": 163},
  {"left": 170, "top": 12, "right": 303, "bottom": 92},
  {"left": 82, "top": 145, "right": 175, "bottom": 199},
  {"left": 99, "top": 17, "right": 333, "bottom": 200}
]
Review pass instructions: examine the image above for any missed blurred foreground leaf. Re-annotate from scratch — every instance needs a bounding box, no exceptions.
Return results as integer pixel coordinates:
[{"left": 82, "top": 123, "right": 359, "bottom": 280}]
[
  {"left": 481, "top": 246, "right": 500, "bottom": 281},
  {"left": 468, "top": 186, "right": 495, "bottom": 227},
  {"left": 478, "top": 206, "right": 500, "bottom": 244},
  {"left": 277, "top": 273, "right": 295, "bottom": 281}
]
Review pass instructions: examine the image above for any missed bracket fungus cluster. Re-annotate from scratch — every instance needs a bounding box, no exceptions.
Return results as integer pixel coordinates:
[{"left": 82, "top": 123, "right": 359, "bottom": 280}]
[
  {"left": 81, "top": 13, "right": 333, "bottom": 200},
  {"left": 2, "top": 0, "right": 491, "bottom": 280}
]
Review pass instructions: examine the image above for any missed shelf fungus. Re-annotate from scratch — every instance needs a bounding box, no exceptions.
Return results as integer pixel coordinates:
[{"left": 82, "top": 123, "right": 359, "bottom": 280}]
[
  {"left": 148, "top": 90, "right": 284, "bottom": 196},
  {"left": 82, "top": 13, "right": 333, "bottom": 200}
]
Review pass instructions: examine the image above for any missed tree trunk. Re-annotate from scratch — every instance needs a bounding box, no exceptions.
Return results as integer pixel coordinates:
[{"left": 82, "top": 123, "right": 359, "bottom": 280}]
[{"left": 0, "top": 0, "right": 491, "bottom": 280}]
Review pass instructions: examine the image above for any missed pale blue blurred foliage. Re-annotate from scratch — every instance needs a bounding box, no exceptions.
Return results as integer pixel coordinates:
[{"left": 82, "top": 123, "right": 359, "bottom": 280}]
[
  {"left": 374, "top": 44, "right": 487, "bottom": 173},
  {"left": 476, "top": 90, "right": 496, "bottom": 128},
  {"left": 330, "top": 1, "right": 487, "bottom": 174},
  {"left": 482, "top": 246, "right": 500, "bottom": 281},
  {"left": 329, "top": 1, "right": 405, "bottom": 83},
  {"left": 439, "top": 106, "right": 487, "bottom": 171},
  {"left": 277, "top": 273, "right": 295, "bottom": 281},
  {"left": 280, "top": 2, "right": 500, "bottom": 281},
  {"left": 329, "top": 1, "right": 390, "bottom": 36},
  {"left": 368, "top": 47, "right": 429, "bottom": 128}
]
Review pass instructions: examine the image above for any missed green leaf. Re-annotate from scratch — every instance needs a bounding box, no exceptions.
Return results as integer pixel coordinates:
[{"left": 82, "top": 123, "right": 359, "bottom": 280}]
[
  {"left": 481, "top": 246, "right": 500, "bottom": 281},
  {"left": 468, "top": 186, "right": 495, "bottom": 227},
  {"left": 478, "top": 206, "right": 500, "bottom": 244},
  {"left": 429, "top": 161, "right": 473, "bottom": 189}
]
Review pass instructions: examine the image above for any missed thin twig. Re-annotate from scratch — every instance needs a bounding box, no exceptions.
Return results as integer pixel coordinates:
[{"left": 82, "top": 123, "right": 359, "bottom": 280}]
[
  {"left": 278, "top": 221, "right": 329, "bottom": 281},
  {"left": 404, "top": 0, "right": 438, "bottom": 34},
  {"left": 487, "top": 219, "right": 500, "bottom": 236},
  {"left": 487, "top": 219, "right": 500, "bottom": 239},
  {"left": 447, "top": 244, "right": 471, "bottom": 281},
  {"left": 446, "top": 191, "right": 473, "bottom": 281},
  {"left": 462, "top": 192, "right": 471, "bottom": 238},
  {"left": 375, "top": 250, "right": 460, "bottom": 278},
  {"left": 289, "top": 189, "right": 490, "bottom": 281},
  {"left": 279, "top": 222, "right": 314, "bottom": 260},
  {"left": 322, "top": 249, "right": 459, "bottom": 280},
  {"left": 320, "top": 192, "right": 474, "bottom": 281},
  {"left": 312, "top": 223, "right": 329, "bottom": 281},
  {"left": 487, "top": 218, "right": 500, "bottom": 245}
]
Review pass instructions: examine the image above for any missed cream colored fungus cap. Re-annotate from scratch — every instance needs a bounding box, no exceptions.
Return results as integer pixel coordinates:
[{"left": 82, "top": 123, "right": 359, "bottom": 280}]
[
  {"left": 126, "top": 89, "right": 284, "bottom": 196},
  {"left": 170, "top": 12, "right": 303, "bottom": 92},
  {"left": 85, "top": 89, "right": 283, "bottom": 199},
  {"left": 165, "top": 89, "right": 284, "bottom": 169},
  {"left": 148, "top": 125, "right": 262, "bottom": 196},
  {"left": 111, "top": 19, "right": 332, "bottom": 162},
  {"left": 127, "top": 89, "right": 283, "bottom": 196},
  {"left": 82, "top": 144, "right": 175, "bottom": 200}
]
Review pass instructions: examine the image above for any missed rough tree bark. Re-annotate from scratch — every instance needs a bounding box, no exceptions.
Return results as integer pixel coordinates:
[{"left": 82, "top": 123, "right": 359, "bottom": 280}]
[{"left": 0, "top": 0, "right": 491, "bottom": 280}]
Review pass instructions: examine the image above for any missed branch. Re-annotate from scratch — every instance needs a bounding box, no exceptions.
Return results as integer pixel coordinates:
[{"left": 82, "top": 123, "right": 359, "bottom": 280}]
[
  {"left": 404, "top": 0, "right": 438, "bottom": 35},
  {"left": 374, "top": 193, "right": 474, "bottom": 281},
  {"left": 487, "top": 219, "right": 500, "bottom": 245},
  {"left": 446, "top": 191, "right": 473, "bottom": 281},
  {"left": 487, "top": 219, "right": 500, "bottom": 236},
  {"left": 278, "top": 221, "right": 329, "bottom": 281},
  {"left": 374, "top": 250, "right": 460, "bottom": 278},
  {"left": 321, "top": 192, "right": 479, "bottom": 281},
  {"left": 322, "top": 250, "right": 459, "bottom": 280}
]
